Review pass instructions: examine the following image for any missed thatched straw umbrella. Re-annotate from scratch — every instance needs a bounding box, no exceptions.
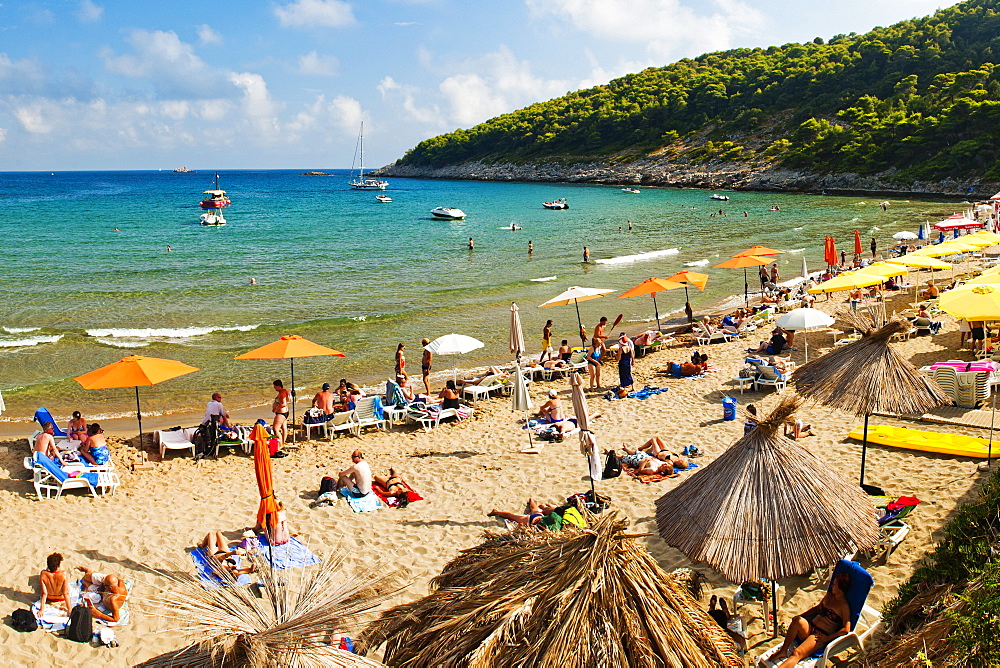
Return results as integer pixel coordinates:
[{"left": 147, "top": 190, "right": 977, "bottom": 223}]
[
  {"left": 791, "top": 312, "right": 950, "bottom": 486},
  {"left": 655, "top": 397, "right": 881, "bottom": 635},
  {"left": 356, "top": 511, "right": 742, "bottom": 667},
  {"left": 138, "top": 546, "right": 393, "bottom": 668}
]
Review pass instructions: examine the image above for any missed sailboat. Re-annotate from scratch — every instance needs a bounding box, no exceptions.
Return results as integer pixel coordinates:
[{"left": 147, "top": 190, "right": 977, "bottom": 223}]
[
  {"left": 349, "top": 123, "right": 388, "bottom": 191},
  {"left": 200, "top": 172, "right": 230, "bottom": 209}
]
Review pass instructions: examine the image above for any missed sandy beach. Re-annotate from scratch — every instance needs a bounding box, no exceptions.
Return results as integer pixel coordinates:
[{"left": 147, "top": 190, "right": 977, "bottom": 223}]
[{"left": 0, "top": 281, "right": 994, "bottom": 666}]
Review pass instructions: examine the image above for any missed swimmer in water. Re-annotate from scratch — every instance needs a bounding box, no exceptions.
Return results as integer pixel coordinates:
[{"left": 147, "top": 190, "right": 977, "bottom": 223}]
[
  {"left": 250, "top": 277, "right": 257, "bottom": 285},
  {"left": 166, "top": 245, "right": 172, "bottom": 252},
  {"left": 468, "top": 238, "right": 474, "bottom": 250}
]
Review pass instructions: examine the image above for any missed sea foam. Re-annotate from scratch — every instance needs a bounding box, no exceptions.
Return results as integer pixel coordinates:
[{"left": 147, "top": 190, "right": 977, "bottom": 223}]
[
  {"left": 3, "top": 327, "right": 40, "bottom": 334},
  {"left": 95, "top": 338, "right": 150, "bottom": 348},
  {"left": 530, "top": 276, "right": 557, "bottom": 282},
  {"left": 0, "top": 335, "right": 63, "bottom": 348},
  {"left": 86, "top": 325, "right": 257, "bottom": 338},
  {"left": 684, "top": 259, "right": 710, "bottom": 267},
  {"left": 594, "top": 248, "right": 679, "bottom": 265}
]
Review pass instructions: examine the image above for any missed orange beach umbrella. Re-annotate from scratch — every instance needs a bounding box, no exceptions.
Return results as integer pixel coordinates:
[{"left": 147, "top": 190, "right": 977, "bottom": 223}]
[
  {"left": 665, "top": 270, "right": 709, "bottom": 323},
  {"left": 617, "top": 277, "right": 685, "bottom": 331},
  {"left": 235, "top": 335, "right": 345, "bottom": 440},
  {"left": 74, "top": 355, "right": 199, "bottom": 443},
  {"left": 251, "top": 421, "right": 280, "bottom": 532},
  {"left": 713, "top": 255, "right": 769, "bottom": 307},
  {"left": 734, "top": 245, "right": 786, "bottom": 258}
]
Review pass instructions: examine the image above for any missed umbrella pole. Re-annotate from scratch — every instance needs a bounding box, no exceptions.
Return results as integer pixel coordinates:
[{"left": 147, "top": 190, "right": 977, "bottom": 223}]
[
  {"left": 985, "top": 390, "right": 997, "bottom": 470},
  {"left": 684, "top": 286, "right": 693, "bottom": 323},
  {"left": 290, "top": 358, "right": 296, "bottom": 443},
  {"left": 574, "top": 298, "right": 586, "bottom": 347},
  {"left": 652, "top": 294, "right": 662, "bottom": 332},
  {"left": 772, "top": 580, "right": 779, "bottom": 637},
  {"left": 743, "top": 268, "right": 749, "bottom": 307},
  {"left": 134, "top": 386, "right": 143, "bottom": 449},
  {"left": 804, "top": 331, "right": 809, "bottom": 363},
  {"left": 859, "top": 413, "right": 870, "bottom": 486}
]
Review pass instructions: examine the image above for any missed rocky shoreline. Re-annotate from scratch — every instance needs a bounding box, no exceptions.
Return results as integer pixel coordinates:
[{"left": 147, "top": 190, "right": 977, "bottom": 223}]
[{"left": 374, "top": 159, "right": 995, "bottom": 199}]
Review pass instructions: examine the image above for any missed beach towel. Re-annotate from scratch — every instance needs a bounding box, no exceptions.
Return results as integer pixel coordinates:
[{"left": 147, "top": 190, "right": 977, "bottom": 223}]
[
  {"left": 189, "top": 548, "right": 253, "bottom": 587},
  {"left": 372, "top": 479, "right": 424, "bottom": 508},
  {"left": 253, "top": 536, "right": 321, "bottom": 570},
  {"left": 343, "top": 490, "right": 382, "bottom": 513},
  {"left": 606, "top": 386, "right": 669, "bottom": 400},
  {"left": 32, "top": 579, "right": 133, "bottom": 631}
]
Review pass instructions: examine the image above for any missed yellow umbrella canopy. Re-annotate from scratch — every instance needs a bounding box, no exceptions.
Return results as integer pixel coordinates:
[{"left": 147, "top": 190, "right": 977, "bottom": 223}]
[
  {"left": 907, "top": 245, "right": 961, "bottom": 257},
  {"left": 75, "top": 355, "right": 199, "bottom": 441},
  {"left": 885, "top": 256, "right": 952, "bottom": 270},
  {"left": 939, "top": 284, "right": 1000, "bottom": 319},
  {"left": 956, "top": 237, "right": 994, "bottom": 248},
  {"left": 808, "top": 272, "right": 885, "bottom": 294},
  {"left": 968, "top": 231, "right": 1000, "bottom": 244},
  {"left": 934, "top": 240, "right": 979, "bottom": 253},
  {"left": 855, "top": 263, "right": 908, "bottom": 278}
]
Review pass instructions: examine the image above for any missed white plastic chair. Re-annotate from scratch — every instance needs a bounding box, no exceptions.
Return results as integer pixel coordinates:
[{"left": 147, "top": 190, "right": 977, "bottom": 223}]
[
  {"left": 154, "top": 428, "right": 196, "bottom": 458},
  {"left": 327, "top": 411, "right": 360, "bottom": 439},
  {"left": 460, "top": 374, "right": 505, "bottom": 401},
  {"left": 353, "top": 396, "right": 386, "bottom": 432},
  {"left": 753, "top": 366, "right": 787, "bottom": 392}
]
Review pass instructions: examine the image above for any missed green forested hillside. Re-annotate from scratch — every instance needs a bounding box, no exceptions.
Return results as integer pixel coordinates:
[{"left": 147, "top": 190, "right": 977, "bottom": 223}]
[{"left": 398, "top": 0, "right": 1000, "bottom": 181}]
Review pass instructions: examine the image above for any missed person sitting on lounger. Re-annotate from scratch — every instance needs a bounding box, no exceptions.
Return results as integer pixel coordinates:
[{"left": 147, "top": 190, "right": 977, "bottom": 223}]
[
  {"left": 195, "top": 533, "right": 257, "bottom": 578},
  {"left": 37, "top": 552, "right": 71, "bottom": 618},
  {"left": 337, "top": 450, "right": 373, "bottom": 498},
  {"left": 34, "top": 422, "right": 59, "bottom": 460},
  {"left": 204, "top": 392, "right": 231, "bottom": 428},
  {"left": 557, "top": 340, "right": 573, "bottom": 362},
  {"left": 438, "top": 380, "right": 461, "bottom": 410},
  {"left": 487, "top": 498, "right": 559, "bottom": 526},
  {"left": 67, "top": 411, "right": 87, "bottom": 442},
  {"left": 312, "top": 383, "right": 337, "bottom": 420},
  {"left": 78, "top": 423, "right": 110, "bottom": 465},
  {"left": 774, "top": 572, "right": 852, "bottom": 667},
  {"left": 784, "top": 418, "right": 814, "bottom": 440},
  {"left": 398, "top": 373, "right": 416, "bottom": 402},
  {"left": 922, "top": 281, "right": 940, "bottom": 299},
  {"left": 78, "top": 570, "right": 129, "bottom": 623}
]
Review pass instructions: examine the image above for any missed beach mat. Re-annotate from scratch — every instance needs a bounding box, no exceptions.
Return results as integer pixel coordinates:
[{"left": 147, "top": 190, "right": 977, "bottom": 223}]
[
  {"left": 372, "top": 479, "right": 424, "bottom": 508},
  {"left": 253, "top": 535, "right": 321, "bottom": 570}
]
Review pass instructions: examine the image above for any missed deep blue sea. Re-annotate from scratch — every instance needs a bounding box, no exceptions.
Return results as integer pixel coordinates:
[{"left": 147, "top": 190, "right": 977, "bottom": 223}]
[{"left": 0, "top": 169, "right": 962, "bottom": 421}]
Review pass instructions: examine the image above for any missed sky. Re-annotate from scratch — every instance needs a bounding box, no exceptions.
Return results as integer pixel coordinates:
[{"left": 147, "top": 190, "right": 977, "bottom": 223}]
[{"left": 0, "top": 0, "right": 951, "bottom": 171}]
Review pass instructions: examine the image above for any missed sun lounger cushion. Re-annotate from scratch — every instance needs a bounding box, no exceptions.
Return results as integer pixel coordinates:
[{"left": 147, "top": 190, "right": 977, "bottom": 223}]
[
  {"left": 35, "top": 452, "right": 100, "bottom": 488},
  {"left": 33, "top": 407, "right": 68, "bottom": 437}
]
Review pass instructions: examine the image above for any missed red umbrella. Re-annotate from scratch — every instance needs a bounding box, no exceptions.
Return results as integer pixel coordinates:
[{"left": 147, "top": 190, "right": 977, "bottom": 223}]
[
  {"left": 854, "top": 230, "right": 862, "bottom": 257},
  {"left": 824, "top": 237, "right": 838, "bottom": 267},
  {"left": 251, "top": 422, "right": 280, "bottom": 532}
]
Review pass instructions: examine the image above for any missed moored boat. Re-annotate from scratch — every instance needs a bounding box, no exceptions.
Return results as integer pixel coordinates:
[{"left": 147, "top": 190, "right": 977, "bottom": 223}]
[
  {"left": 376, "top": 194, "right": 392, "bottom": 203},
  {"left": 200, "top": 172, "right": 230, "bottom": 209},
  {"left": 621, "top": 187, "right": 640, "bottom": 194},
  {"left": 710, "top": 194, "right": 730, "bottom": 201},
  {"left": 349, "top": 122, "right": 389, "bottom": 190},
  {"left": 199, "top": 210, "right": 226, "bottom": 226},
  {"left": 431, "top": 207, "right": 466, "bottom": 220},
  {"left": 543, "top": 198, "right": 569, "bottom": 209}
]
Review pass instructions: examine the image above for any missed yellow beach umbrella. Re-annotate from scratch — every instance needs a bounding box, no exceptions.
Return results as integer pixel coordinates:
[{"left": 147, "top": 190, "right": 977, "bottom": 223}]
[
  {"left": 855, "top": 263, "right": 908, "bottom": 278},
  {"left": 965, "top": 274, "right": 1000, "bottom": 286},
  {"left": 968, "top": 231, "right": 1000, "bottom": 244},
  {"left": 939, "top": 284, "right": 1000, "bottom": 319},
  {"left": 908, "top": 245, "right": 959, "bottom": 257},
  {"left": 808, "top": 272, "right": 885, "bottom": 294},
  {"left": 936, "top": 240, "right": 980, "bottom": 253},
  {"left": 957, "top": 237, "right": 994, "bottom": 248},
  {"left": 885, "top": 256, "right": 952, "bottom": 270}
]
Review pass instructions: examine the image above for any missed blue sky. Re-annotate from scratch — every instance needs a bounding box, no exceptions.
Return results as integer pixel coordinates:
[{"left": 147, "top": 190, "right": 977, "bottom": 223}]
[{"left": 0, "top": 0, "right": 949, "bottom": 170}]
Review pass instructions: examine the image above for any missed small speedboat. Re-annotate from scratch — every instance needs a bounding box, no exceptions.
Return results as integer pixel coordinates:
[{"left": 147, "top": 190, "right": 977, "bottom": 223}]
[
  {"left": 621, "top": 187, "right": 640, "bottom": 194},
  {"left": 375, "top": 194, "right": 392, "bottom": 203},
  {"left": 710, "top": 194, "right": 730, "bottom": 201},
  {"left": 431, "top": 207, "right": 466, "bottom": 220},
  {"left": 199, "top": 210, "right": 226, "bottom": 226},
  {"left": 543, "top": 198, "right": 569, "bottom": 210}
]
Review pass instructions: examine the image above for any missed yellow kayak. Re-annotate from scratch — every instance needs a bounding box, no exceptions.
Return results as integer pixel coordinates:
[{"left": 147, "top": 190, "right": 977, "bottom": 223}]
[{"left": 848, "top": 424, "right": 996, "bottom": 459}]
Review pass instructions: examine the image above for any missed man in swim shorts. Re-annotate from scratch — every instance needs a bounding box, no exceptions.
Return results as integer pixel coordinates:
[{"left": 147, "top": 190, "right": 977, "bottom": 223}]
[
  {"left": 337, "top": 450, "right": 373, "bottom": 498},
  {"left": 420, "top": 338, "right": 432, "bottom": 395}
]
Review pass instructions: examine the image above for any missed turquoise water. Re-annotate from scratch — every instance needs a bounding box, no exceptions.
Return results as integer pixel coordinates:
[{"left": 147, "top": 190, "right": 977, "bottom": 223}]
[{"left": 0, "top": 169, "right": 961, "bottom": 421}]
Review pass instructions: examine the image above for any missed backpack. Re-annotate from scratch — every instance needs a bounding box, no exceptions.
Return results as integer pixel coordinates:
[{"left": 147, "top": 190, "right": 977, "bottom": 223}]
[
  {"left": 318, "top": 476, "right": 336, "bottom": 496},
  {"left": 65, "top": 604, "right": 92, "bottom": 642},
  {"left": 11, "top": 609, "right": 37, "bottom": 632},
  {"left": 602, "top": 450, "right": 622, "bottom": 479}
]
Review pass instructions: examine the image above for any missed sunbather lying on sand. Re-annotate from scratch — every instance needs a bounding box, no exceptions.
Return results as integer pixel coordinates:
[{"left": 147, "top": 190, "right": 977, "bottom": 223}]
[
  {"left": 374, "top": 468, "right": 407, "bottom": 497},
  {"left": 487, "top": 498, "right": 558, "bottom": 526},
  {"left": 614, "top": 438, "right": 688, "bottom": 475},
  {"left": 197, "top": 532, "right": 257, "bottom": 577}
]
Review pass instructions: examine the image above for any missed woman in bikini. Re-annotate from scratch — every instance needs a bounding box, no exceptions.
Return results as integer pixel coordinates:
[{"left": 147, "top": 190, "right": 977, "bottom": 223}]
[
  {"left": 373, "top": 468, "right": 412, "bottom": 506},
  {"left": 775, "top": 572, "right": 852, "bottom": 667},
  {"left": 198, "top": 532, "right": 257, "bottom": 577},
  {"left": 271, "top": 379, "right": 291, "bottom": 446},
  {"left": 438, "top": 380, "right": 461, "bottom": 410},
  {"left": 38, "top": 552, "right": 71, "bottom": 618},
  {"left": 395, "top": 343, "right": 406, "bottom": 382},
  {"left": 67, "top": 411, "right": 87, "bottom": 442},
  {"left": 487, "top": 498, "right": 558, "bottom": 526}
]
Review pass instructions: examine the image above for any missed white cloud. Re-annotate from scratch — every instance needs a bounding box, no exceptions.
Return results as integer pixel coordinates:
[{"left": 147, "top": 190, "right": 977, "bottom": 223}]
[
  {"left": 76, "top": 0, "right": 103, "bottom": 23},
  {"left": 298, "top": 51, "right": 339, "bottom": 76},
  {"left": 197, "top": 24, "right": 223, "bottom": 45},
  {"left": 328, "top": 94, "right": 364, "bottom": 132},
  {"left": 379, "top": 75, "right": 440, "bottom": 124},
  {"left": 14, "top": 104, "right": 52, "bottom": 133},
  {"left": 274, "top": 0, "right": 355, "bottom": 29},
  {"left": 0, "top": 127, "right": 6, "bottom": 144},
  {"left": 229, "top": 72, "right": 281, "bottom": 134}
]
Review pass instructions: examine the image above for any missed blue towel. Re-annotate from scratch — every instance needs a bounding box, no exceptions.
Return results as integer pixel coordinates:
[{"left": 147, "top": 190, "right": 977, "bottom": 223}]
[
  {"left": 372, "top": 396, "right": 385, "bottom": 420},
  {"left": 344, "top": 490, "right": 382, "bottom": 513},
  {"left": 673, "top": 461, "right": 699, "bottom": 471},
  {"left": 253, "top": 536, "right": 321, "bottom": 570},
  {"left": 188, "top": 548, "right": 253, "bottom": 587}
]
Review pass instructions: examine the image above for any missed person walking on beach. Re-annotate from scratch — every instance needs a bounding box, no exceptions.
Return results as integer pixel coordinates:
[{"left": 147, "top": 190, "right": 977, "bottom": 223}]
[
  {"left": 759, "top": 265, "right": 769, "bottom": 289},
  {"left": 395, "top": 343, "right": 406, "bottom": 383},
  {"left": 420, "top": 338, "right": 432, "bottom": 396},
  {"left": 271, "top": 379, "right": 291, "bottom": 449},
  {"left": 617, "top": 333, "right": 634, "bottom": 390},
  {"left": 583, "top": 246, "right": 590, "bottom": 263},
  {"left": 593, "top": 316, "right": 609, "bottom": 349},
  {"left": 468, "top": 238, "right": 474, "bottom": 250},
  {"left": 541, "top": 320, "right": 553, "bottom": 362}
]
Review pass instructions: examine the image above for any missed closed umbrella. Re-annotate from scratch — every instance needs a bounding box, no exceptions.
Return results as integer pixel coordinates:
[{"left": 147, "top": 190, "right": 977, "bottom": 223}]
[
  {"left": 917, "top": 224, "right": 926, "bottom": 240},
  {"left": 236, "top": 336, "right": 345, "bottom": 441},
  {"left": 539, "top": 286, "right": 615, "bottom": 346},
  {"left": 509, "top": 302, "right": 525, "bottom": 361},
  {"left": 616, "top": 277, "right": 685, "bottom": 331},
  {"left": 570, "top": 372, "right": 601, "bottom": 492},
  {"left": 800, "top": 255, "right": 809, "bottom": 280},
  {"left": 74, "top": 355, "right": 199, "bottom": 445},
  {"left": 825, "top": 237, "right": 838, "bottom": 267},
  {"left": 665, "top": 271, "right": 709, "bottom": 323},
  {"left": 251, "top": 421, "right": 279, "bottom": 533},
  {"left": 775, "top": 307, "right": 834, "bottom": 361},
  {"left": 425, "top": 333, "right": 485, "bottom": 381},
  {"left": 854, "top": 230, "right": 863, "bottom": 257},
  {"left": 713, "top": 255, "right": 769, "bottom": 307}
]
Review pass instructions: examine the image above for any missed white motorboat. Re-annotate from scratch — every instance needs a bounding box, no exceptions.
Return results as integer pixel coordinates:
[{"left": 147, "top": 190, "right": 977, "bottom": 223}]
[
  {"left": 375, "top": 194, "right": 392, "bottom": 203},
  {"left": 431, "top": 207, "right": 466, "bottom": 220},
  {"left": 621, "top": 187, "right": 640, "bottom": 194},
  {"left": 349, "top": 122, "right": 388, "bottom": 190},
  {"left": 543, "top": 198, "right": 569, "bottom": 209},
  {"left": 199, "top": 210, "right": 226, "bottom": 226},
  {"left": 710, "top": 194, "right": 730, "bottom": 201}
]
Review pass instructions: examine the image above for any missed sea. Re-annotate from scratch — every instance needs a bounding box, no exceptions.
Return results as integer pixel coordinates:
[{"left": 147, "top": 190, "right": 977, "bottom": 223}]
[{"left": 0, "top": 169, "right": 964, "bottom": 424}]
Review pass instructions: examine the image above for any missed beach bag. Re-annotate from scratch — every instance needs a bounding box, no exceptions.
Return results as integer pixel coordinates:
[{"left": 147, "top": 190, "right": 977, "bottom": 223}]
[
  {"left": 268, "top": 437, "right": 280, "bottom": 456},
  {"left": 65, "top": 604, "right": 92, "bottom": 642},
  {"left": 303, "top": 407, "right": 325, "bottom": 424},
  {"left": 11, "top": 609, "right": 37, "bottom": 632},
  {"left": 319, "top": 476, "right": 336, "bottom": 496},
  {"left": 540, "top": 511, "right": 564, "bottom": 531},
  {"left": 602, "top": 450, "right": 622, "bottom": 479}
]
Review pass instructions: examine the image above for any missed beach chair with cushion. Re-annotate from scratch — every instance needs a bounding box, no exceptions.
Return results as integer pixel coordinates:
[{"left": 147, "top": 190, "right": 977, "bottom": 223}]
[
  {"left": 757, "top": 560, "right": 881, "bottom": 668},
  {"left": 154, "top": 428, "right": 197, "bottom": 459},
  {"left": 32, "top": 407, "right": 69, "bottom": 439},
  {"left": 301, "top": 409, "right": 332, "bottom": 440},
  {"left": 460, "top": 373, "right": 505, "bottom": 401},
  {"left": 753, "top": 366, "right": 787, "bottom": 392},
  {"left": 353, "top": 396, "right": 386, "bottom": 432},
  {"left": 693, "top": 326, "right": 733, "bottom": 346},
  {"left": 327, "top": 410, "right": 360, "bottom": 439},
  {"left": 382, "top": 379, "right": 412, "bottom": 429},
  {"left": 30, "top": 452, "right": 111, "bottom": 499}
]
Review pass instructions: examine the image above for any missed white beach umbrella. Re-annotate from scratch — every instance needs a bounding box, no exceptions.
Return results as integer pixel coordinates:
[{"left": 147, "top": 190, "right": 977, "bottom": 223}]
[
  {"left": 539, "top": 286, "right": 616, "bottom": 346},
  {"left": 893, "top": 231, "right": 918, "bottom": 240},
  {"left": 424, "top": 334, "right": 485, "bottom": 381},
  {"left": 570, "top": 372, "right": 601, "bottom": 487},
  {"left": 776, "top": 307, "right": 835, "bottom": 362},
  {"left": 509, "top": 302, "right": 525, "bottom": 361},
  {"left": 800, "top": 255, "right": 809, "bottom": 280}
]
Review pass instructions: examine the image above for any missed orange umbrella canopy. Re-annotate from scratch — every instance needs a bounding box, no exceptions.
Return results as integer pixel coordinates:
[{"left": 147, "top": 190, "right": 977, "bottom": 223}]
[
  {"left": 617, "top": 277, "right": 686, "bottom": 299},
  {"left": 665, "top": 270, "right": 709, "bottom": 291},
  {"left": 75, "top": 355, "right": 199, "bottom": 389},
  {"left": 733, "top": 245, "right": 786, "bottom": 258},
  {"left": 235, "top": 334, "right": 344, "bottom": 360},
  {"left": 252, "top": 422, "right": 280, "bottom": 532},
  {"left": 713, "top": 255, "right": 770, "bottom": 269}
]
